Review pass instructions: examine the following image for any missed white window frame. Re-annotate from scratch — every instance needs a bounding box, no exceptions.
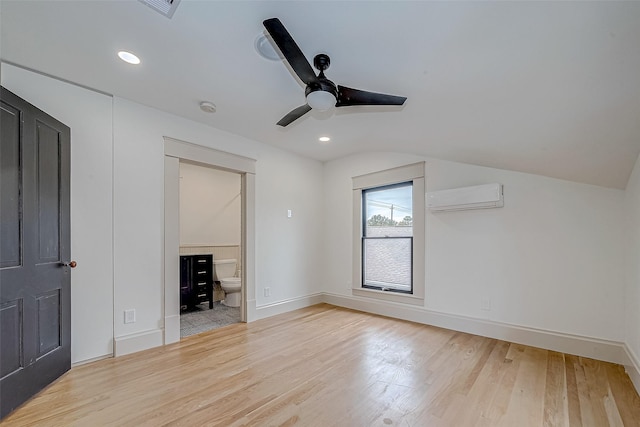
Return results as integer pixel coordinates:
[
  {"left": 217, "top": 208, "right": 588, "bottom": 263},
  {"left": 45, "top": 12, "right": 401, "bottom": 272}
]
[{"left": 352, "top": 162, "right": 425, "bottom": 305}]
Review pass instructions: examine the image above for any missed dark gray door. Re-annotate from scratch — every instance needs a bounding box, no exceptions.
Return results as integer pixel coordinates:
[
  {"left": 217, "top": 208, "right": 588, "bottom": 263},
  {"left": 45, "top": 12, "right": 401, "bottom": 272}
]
[{"left": 1, "top": 87, "right": 72, "bottom": 419}]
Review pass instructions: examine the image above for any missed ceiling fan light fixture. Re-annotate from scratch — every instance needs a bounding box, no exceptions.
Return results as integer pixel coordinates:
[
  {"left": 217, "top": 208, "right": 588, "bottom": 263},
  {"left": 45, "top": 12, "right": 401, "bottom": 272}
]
[{"left": 306, "top": 90, "right": 336, "bottom": 111}]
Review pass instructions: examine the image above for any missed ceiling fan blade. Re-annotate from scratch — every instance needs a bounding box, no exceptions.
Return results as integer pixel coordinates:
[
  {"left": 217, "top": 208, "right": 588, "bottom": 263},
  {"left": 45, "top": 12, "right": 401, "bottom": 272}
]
[
  {"left": 263, "top": 18, "right": 317, "bottom": 85},
  {"left": 277, "top": 104, "right": 312, "bottom": 127},
  {"left": 336, "top": 85, "right": 407, "bottom": 107}
]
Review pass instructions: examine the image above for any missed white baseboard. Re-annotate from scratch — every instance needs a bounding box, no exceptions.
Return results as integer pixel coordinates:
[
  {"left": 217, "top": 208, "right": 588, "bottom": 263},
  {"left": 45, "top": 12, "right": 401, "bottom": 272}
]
[
  {"left": 71, "top": 353, "right": 112, "bottom": 367},
  {"left": 164, "top": 314, "right": 181, "bottom": 345},
  {"left": 114, "top": 329, "right": 163, "bottom": 357},
  {"left": 322, "top": 293, "right": 628, "bottom": 366},
  {"left": 247, "top": 293, "right": 324, "bottom": 322},
  {"left": 624, "top": 344, "right": 640, "bottom": 395}
]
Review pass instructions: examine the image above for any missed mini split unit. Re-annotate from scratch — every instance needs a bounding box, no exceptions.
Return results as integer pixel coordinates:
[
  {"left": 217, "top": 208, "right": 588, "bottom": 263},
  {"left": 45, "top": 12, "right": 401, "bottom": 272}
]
[{"left": 426, "top": 183, "right": 504, "bottom": 212}]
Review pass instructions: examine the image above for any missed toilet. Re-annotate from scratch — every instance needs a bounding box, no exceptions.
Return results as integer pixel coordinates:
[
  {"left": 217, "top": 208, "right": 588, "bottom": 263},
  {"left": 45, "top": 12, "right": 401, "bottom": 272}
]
[{"left": 213, "top": 258, "right": 241, "bottom": 307}]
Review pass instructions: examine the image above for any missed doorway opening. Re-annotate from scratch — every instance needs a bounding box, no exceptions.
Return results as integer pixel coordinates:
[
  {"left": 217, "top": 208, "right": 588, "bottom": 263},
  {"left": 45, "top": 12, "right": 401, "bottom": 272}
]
[
  {"left": 178, "top": 161, "right": 242, "bottom": 337},
  {"left": 164, "top": 137, "right": 255, "bottom": 345}
]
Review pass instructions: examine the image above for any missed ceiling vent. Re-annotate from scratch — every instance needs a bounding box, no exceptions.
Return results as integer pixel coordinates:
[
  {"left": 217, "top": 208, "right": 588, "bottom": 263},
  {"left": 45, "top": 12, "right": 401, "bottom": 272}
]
[{"left": 138, "top": 0, "right": 181, "bottom": 18}]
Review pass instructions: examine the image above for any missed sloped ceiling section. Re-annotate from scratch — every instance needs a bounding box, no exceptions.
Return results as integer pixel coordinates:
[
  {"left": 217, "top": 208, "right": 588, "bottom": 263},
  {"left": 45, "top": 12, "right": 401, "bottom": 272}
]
[{"left": 1, "top": 1, "right": 639, "bottom": 189}]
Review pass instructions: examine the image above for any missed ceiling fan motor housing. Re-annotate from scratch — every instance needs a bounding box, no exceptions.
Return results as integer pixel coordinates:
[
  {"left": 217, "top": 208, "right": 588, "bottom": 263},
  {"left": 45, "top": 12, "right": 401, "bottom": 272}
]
[
  {"left": 305, "top": 77, "right": 337, "bottom": 100},
  {"left": 309, "top": 53, "right": 337, "bottom": 99}
]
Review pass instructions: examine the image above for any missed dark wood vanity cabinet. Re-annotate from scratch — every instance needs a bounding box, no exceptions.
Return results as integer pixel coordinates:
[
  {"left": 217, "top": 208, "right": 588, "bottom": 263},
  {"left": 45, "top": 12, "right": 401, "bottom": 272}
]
[{"left": 180, "top": 254, "right": 213, "bottom": 309}]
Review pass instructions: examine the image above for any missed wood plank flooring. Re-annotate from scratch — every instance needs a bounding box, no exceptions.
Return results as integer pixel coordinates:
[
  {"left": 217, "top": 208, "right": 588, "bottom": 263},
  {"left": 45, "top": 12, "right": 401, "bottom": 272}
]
[{"left": 3, "top": 304, "right": 639, "bottom": 426}]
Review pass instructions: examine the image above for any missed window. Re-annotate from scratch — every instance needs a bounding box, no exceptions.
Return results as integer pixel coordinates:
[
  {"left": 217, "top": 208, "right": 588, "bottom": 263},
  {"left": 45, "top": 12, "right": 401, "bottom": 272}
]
[
  {"left": 362, "top": 182, "right": 413, "bottom": 293},
  {"left": 352, "top": 162, "right": 425, "bottom": 305}
]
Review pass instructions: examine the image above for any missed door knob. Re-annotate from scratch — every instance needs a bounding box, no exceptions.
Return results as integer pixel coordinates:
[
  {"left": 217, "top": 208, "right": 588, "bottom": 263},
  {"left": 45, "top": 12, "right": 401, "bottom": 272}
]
[{"left": 61, "top": 261, "right": 77, "bottom": 268}]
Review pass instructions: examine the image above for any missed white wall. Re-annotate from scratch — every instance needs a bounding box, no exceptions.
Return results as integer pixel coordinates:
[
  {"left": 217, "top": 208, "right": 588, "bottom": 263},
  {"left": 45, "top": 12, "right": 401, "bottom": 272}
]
[
  {"left": 112, "top": 97, "right": 324, "bottom": 345},
  {"left": 324, "top": 152, "right": 626, "bottom": 342},
  {"left": 624, "top": 153, "right": 640, "bottom": 388},
  {"left": 254, "top": 148, "right": 324, "bottom": 305},
  {"left": 179, "top": 162, "right": 241, "bottom": 247},
  {"left": 1, "top": 63, "right": 114, "bottom": 364},
  {"left": 2, "top": 63, "right": 324, "bottom": 359}
]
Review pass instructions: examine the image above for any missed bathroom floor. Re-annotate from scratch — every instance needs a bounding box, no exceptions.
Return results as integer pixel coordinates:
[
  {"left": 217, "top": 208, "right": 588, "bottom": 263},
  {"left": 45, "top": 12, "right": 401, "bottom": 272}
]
[{"left": 180, "top": 302, "right": 241, "bottom": 338}]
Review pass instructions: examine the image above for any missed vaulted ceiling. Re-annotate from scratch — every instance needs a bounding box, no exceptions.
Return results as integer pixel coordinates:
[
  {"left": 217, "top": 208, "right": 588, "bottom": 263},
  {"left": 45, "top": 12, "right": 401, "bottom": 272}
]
[{"left": 2, "top": 1, "right": 639, "bottom": 188}]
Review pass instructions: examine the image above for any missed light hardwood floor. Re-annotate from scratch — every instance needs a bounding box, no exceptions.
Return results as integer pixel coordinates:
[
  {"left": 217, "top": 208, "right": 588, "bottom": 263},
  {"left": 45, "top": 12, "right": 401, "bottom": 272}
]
[{"left": 3, "top": 304, "right": 639, "bottom": 426}]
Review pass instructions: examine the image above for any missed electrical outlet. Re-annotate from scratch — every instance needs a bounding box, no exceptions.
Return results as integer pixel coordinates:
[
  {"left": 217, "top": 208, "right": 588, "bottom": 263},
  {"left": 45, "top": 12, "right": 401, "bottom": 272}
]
[
  {"left": 124, "top": 309, "right": 136, "bottom": 324},
  {"left": 264, "top": 287, "right": 271, "bottom": 297},
  {"left": 480, "top": 298, "right": 492, "bottom": 311}
]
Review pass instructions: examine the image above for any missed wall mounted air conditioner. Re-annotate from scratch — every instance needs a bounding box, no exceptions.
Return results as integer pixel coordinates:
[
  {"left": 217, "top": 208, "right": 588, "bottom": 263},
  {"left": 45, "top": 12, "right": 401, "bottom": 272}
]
[{"left": 426, "top": 183, "right": 504, "bottom": 212}]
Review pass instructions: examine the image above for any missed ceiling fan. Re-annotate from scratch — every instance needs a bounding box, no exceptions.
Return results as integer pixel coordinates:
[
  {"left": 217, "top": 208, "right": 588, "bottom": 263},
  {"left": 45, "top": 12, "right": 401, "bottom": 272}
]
[{"left": 263, "top": 18, "right": 407, "bottom": 127}]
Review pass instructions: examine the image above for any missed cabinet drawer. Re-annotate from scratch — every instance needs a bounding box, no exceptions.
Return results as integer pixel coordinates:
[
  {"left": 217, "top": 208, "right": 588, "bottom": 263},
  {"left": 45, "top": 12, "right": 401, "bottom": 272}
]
[
  {"left": 193, "top": 255, "right": 212, "bottom": 265},
  {"left": 193, "top": 267, "right": 211, "bottom": 280}
]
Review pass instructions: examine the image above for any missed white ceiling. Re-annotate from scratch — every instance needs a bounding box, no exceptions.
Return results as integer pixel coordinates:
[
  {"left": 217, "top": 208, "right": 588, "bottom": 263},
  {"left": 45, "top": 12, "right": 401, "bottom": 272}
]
[{"left": 2, "top": 0, "right": 640, "bottom": 189}]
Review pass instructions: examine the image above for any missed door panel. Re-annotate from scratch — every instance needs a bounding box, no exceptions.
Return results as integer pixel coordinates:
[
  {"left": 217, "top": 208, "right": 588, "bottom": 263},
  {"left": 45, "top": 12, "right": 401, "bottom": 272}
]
[
  {"left": 36, "top": 290, "right": 61, "bottom": 357},
  {"left": 0, "top": 300, "right": 23, "bottom": 378},
  {"left": 0, "top": 101, "right": 22, "bottom": 268},
  {"left": 36, "top": 120, "right": 61, "bottom": 262},
  {"left": 0, "top": 86, "right": 71, "bottom": 419}
]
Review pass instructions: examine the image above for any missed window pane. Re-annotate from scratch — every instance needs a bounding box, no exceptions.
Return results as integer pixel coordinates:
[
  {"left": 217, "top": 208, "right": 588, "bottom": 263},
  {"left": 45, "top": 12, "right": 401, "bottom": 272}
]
[
  {"left": 364, "top": 183, "right": 412, "bottom": 238},
  {"left": 363, "top": 237, "right": 412, "bottom": 291}
]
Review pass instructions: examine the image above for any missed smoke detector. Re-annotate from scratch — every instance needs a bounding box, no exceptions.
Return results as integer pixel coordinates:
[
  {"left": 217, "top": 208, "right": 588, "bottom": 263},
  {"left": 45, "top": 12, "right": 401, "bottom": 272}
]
[{"left": 199, "top": 101, "right": 216, "bottom": 113}]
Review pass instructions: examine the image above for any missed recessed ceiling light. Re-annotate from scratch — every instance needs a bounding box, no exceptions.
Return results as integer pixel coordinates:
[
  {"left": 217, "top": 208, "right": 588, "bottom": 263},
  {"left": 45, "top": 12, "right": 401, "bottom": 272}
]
[
  {"left": 199, "top": 101, "right": 216, "bottom": 113},
  {"left": 117, "top": 51, "right": 141, "bottom": 65},
  {"left": 318, "top": 136, "right": 331, "bottom": 143}
]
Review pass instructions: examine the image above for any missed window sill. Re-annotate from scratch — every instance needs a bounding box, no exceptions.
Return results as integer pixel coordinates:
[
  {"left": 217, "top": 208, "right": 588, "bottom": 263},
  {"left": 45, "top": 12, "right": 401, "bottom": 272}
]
[{"left": 352, "top": 287, "right": 424, "bottom": 306}]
